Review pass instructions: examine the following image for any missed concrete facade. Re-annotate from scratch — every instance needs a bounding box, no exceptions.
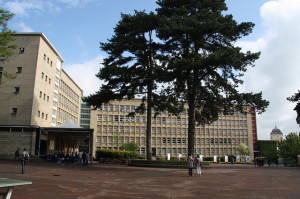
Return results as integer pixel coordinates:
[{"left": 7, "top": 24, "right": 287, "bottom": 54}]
[
  {"left": 90, "top": 99, "right": 256, "bottom": 159},
  {"left": 0, "top": 33, "right": 82, "bottom": 127}
]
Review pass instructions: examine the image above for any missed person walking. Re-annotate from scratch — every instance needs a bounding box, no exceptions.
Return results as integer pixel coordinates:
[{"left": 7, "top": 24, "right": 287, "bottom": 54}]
[
  {"left": 21, "top": 148, "right": 29, "bottom": 174},
  {"left": 14, "top": 148, "right": 20, "bottom": 161},
  {"left": 78, "top": 151, "right": 83, "bottom": 165},
  {"left": 195, "top": 154, "right": 202, "bottom": 176},
  {"left": 188, "top": 155, "right": 194, "bottom": 176}
]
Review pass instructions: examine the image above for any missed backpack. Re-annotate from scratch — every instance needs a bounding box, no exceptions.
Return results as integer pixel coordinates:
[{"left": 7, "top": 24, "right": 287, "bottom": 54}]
[{"left": 24, "top": 153, "right": 29, "bottom": 161}]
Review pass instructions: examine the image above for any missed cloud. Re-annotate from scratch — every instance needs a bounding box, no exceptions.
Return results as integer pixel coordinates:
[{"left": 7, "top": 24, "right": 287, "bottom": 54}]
[
  {"left": 3, "top": 0, "right": 95, "bottom": 17},
  {"left": 238, "top": 0, "right": 300, "bottom": 140},
  {"left": 16, "top": 22, "right": 34, "bottom": 32},
  {"left": 4, "top": 0, "right": 43, "bottom": 17},
  {"left": 63, "top": 55, "right": 104, "bottom": 96}
]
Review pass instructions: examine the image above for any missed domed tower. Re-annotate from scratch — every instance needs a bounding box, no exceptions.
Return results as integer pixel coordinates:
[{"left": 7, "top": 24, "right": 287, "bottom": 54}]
[{"left": 270, "top": 125, "right": 283, "bottom": 141}]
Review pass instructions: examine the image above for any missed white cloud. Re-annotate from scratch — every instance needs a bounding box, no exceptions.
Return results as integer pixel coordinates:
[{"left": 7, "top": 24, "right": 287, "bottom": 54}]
[
  {"left": 4, "top": 0, "right": 43, "bottom": 17},
  {"left": 17, "top": 22, "right": 34, "bottom": 32},
  {"left": 63, "top": 55, "right": 104, "bottom": 96},
  {"left": 3, "top": 0, "right": 95, "bottom": 17},
  {"left": 238, "top": 0, "right": 300, "bottom": 140}
]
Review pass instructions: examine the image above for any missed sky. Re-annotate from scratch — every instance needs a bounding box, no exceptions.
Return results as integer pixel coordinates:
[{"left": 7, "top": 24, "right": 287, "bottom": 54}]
[{"left": 2, "top": 0, "right": 300, "bottom": 140}]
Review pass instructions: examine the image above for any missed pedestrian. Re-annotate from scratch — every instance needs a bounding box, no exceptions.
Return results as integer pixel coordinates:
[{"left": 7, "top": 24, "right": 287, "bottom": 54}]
[
  {"left": 188, "top": 155, "right": 194, "bottom": 176},
  {"left": 21, "top": 148, "right": 29, "bottom": 174},
  {"left": 14, "top": 148, "right": 20, "bottom": 161},
  {"left": 254, "top": 158, "right": 257, "bottom": 167},
  {"left": 82, "top": 152, "right": 87, "bottom": 166},
  {"left": 86, "top": 152, "right": 89, "bottom": 166},
  {"left": 231, "top": 157, "right": 234, "bottom": 165},
  {"left": 195, "top": 154, "right": 202, "bottom": 176},
  {"left": 78, "top": 151, "right": 83, "bottom": 165}
]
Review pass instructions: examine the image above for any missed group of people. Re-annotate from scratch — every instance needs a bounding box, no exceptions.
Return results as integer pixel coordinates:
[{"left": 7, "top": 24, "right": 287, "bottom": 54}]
[
  {"left": 14, "top": 148, "right": 29, "bottom": 174},
  {"left": 187, "top": 154, "right": 203, "bottom": 177},
  {"left": 75, "top": 151, "right": 91, "bottom": 166}
]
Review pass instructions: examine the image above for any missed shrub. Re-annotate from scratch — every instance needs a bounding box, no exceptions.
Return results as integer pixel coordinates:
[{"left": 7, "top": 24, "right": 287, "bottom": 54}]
[{"left": 96, "top": 149, "right": 138, "bottom": 160}]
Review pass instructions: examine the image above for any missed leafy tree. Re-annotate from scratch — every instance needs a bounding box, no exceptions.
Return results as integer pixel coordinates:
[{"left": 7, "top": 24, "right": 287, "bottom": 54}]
[
  {"left": 278, "top": 132, "right": 300, "bottom": 161},
  {"left": 156, "top": 0, "right": 269, "bottom": 156},
  {"left": 287, "top": 90, "right": 300, "bottom": 126},
  {"left": 121, "top": 143, "right": 139, "bottom": 152},
  {"left": 0, "top": 9, "right": 17, "bottom": 85},
  {"left": 256, "top": 140, "right": 278, "bottom": 160},
  {"left": 85, "top": 11, "right": 164, "bottom": 160},
  {"left": 237, "top": 143, "right": 250, "bottom": 161}
]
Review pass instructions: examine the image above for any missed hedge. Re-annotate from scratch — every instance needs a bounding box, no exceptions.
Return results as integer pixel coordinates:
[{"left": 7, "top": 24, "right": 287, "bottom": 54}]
[{"left": 96, "top": 149, "right": 138, "bottom": 160}]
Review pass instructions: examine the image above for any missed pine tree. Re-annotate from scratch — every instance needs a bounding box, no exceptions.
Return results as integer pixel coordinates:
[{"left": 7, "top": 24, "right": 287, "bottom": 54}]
[
  {"left": 156, "top": 0, "right": 269, "bottom": 156},
  {"left": 85, "top": 11, "right": 163, "bottom": 160}
]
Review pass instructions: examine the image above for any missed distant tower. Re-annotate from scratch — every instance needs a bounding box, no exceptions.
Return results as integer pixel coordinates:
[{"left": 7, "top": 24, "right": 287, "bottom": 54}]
[{"left": 270, "top": 125, "right": 283, "bottom": 141}]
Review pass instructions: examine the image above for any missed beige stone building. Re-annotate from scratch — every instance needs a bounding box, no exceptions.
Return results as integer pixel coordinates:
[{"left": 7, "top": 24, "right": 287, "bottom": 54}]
[
  {"left": 90, "top": 99, "right": 257, "bottom": 159},
  {"left": 0, "top": 32, "right": 82, "bottom": 127}
]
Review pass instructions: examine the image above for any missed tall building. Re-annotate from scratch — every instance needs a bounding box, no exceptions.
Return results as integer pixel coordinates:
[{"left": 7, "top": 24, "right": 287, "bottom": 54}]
[
  {"left": 0, "top": 32, "right": 82, "bottom": 126},
  {"left": 90, "top": 99, "right": 255, "bottom": 159}
]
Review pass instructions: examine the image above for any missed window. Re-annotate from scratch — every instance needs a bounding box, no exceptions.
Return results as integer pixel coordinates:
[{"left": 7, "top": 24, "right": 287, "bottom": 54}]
[
  {"left": 45, "top": 75, "right": 47, "bottom": 81},
  {"left": 47, "top": 96, "right": 49, "bottom": 101},
  {"left": 16, "top": 67, "right": 22, "bottom": 73},
  {"left": 42, "top": 112, "right": 44, "bottom": 118},
  {"left": 44, "top": 54, "right": 46, "bottom": 60},
  {"left": 49, "top": 78, "right": 51, "bottom": 84},
  {"left": 0, "top": 67, "right": 2, "bottom": 77},
  {"left": 41, "top": 72, "right": 44, "bottom": 78},
  {"left": 43, "top": 94, "right": 46, "bottom": 99},
  {"left": 14, "top": 87, "right": 20, "bottom": 93},
  {"left": 47, "top": 58, "right": 49, "bottom": 63},
  {"left": 38, "top": 111, "right": 40, "bottom": 117},
  {"left": 50, "top": 61, "right": 52, "bottom": 67},
  {"left": 40, "top": 91, "right": 42, "bottom": 98},
  {"left": 19, "top": 48, "right": 25, "bottom": 54},
  {"left": 12, "top": 108, "right": 17, "bottom": 114}
]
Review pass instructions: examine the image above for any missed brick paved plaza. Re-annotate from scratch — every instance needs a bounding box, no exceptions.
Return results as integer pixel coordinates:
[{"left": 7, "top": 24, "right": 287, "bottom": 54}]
[{"left": 0, "top": 160, "right": 299, "bottom": 199}]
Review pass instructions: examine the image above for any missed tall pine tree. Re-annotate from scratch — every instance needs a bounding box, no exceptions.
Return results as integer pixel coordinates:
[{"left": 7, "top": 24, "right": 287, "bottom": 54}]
[
  {"left": 156, "top": 0, "right": 269, "bottom": 156},
  {"left": 85, "top": 11, "right": 164, "bottom": 160}
]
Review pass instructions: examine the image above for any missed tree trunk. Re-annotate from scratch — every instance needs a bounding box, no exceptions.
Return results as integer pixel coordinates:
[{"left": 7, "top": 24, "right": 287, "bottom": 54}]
[
  {"left": 187, "top": 97, "right": 196, "bottom": 157},
  {"left": 146, "top": 95, "right": 152, "bottom": 160}
]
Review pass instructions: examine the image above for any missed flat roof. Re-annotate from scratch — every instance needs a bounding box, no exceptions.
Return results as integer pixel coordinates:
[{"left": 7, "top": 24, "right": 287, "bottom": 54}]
[{"left": 14, "top": 32, "right": 64, "bottom": 62}]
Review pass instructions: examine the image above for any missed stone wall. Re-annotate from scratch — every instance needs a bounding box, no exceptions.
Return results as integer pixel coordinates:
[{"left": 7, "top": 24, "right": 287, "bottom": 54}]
[{"left": 0, "top": 128, "right": 37, "bottom": 159}]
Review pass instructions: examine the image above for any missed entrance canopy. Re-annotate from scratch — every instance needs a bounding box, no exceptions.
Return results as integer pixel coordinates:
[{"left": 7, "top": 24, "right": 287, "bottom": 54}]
[{"left": 39, "top": 120, "right": 94, "bottom": 157}]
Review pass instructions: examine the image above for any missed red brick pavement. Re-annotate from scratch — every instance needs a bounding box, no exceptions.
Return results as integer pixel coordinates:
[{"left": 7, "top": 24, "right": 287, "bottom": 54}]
[{"left": 0, "top": 160, "right": 299, "bottom": 199}]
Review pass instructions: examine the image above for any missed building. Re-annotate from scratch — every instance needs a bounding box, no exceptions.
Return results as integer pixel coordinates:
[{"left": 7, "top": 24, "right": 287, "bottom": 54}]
[
  {"left": 0, "top": 32, "right": 82, "bottom": 127},
  {"left": 0, "top": 33, "right": 89, "bottom": 159},
  {"left": 80, "top": 98, "right": 91, "bottom": 129},
  {"left": 270, "top": 126, "right": 283, "bottom": 141},
  {"left": 90, "top": 99, "right": 256, "bottom": 159}
]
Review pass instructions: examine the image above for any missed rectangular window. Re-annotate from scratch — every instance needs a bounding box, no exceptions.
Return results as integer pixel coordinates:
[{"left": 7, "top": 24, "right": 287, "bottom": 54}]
[
  {"left": 14, "top": 87, "right": 20, "bottom": 93},
  {"left": 40, "top": 91, "right": 42, "bottom": 98},
  {"left": 19, "top": 47, "right": 25, "bottom": 54},
  {"left": 12, "top": 108, "right": 17, "bottom": 114},
  {"left": 44, "top": 54, "right": 46, "bottom": 60},
  {"left": 45, "top": 114, "right": 48, "bottom": 120},
  {"left": 41, "top": 72, "right": 44, "bottom": 78},
  {"left": 38, "top": 111, "right": 40, "bottom": 117},
  {"left": 45, "top": 75, "right": 47, "bottom": 81},
  {"left": 47, "top": 96, "right": 49, "bottom": 101},
  {"left": 50, "top": 61, "right": 52, "bottom": 67},
  {"left": 49, "top": 78, "right": 51, "bottom": 84},
  {"left": 16, "top": 67, "right": 22, "bottom": 73}
]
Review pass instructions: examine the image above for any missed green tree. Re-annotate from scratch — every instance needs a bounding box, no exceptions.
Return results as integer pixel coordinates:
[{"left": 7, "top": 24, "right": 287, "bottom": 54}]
[
  {"left": 0, "top": 9, "right": 17, "bottom": 84},
  {"left": 256, "top": 140, "right": 278, "bottom": 160},
  {"left": 278, "top": 132, "right": 300, "bottom": 161},
  {"left": 237, "top": 143, "right": 250, "bottom": 161},
  {"left": 156, "top": 0, "right": 269, "bottom": 156},
  {"left": 121, "top": 143, "right": 139, "bottom": 152},
  {"left": 287, "top": 90, "right": 300, "bottom": 126},
  {"left": 85, "top": 11, "right": 163, "bottom": 160}
]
